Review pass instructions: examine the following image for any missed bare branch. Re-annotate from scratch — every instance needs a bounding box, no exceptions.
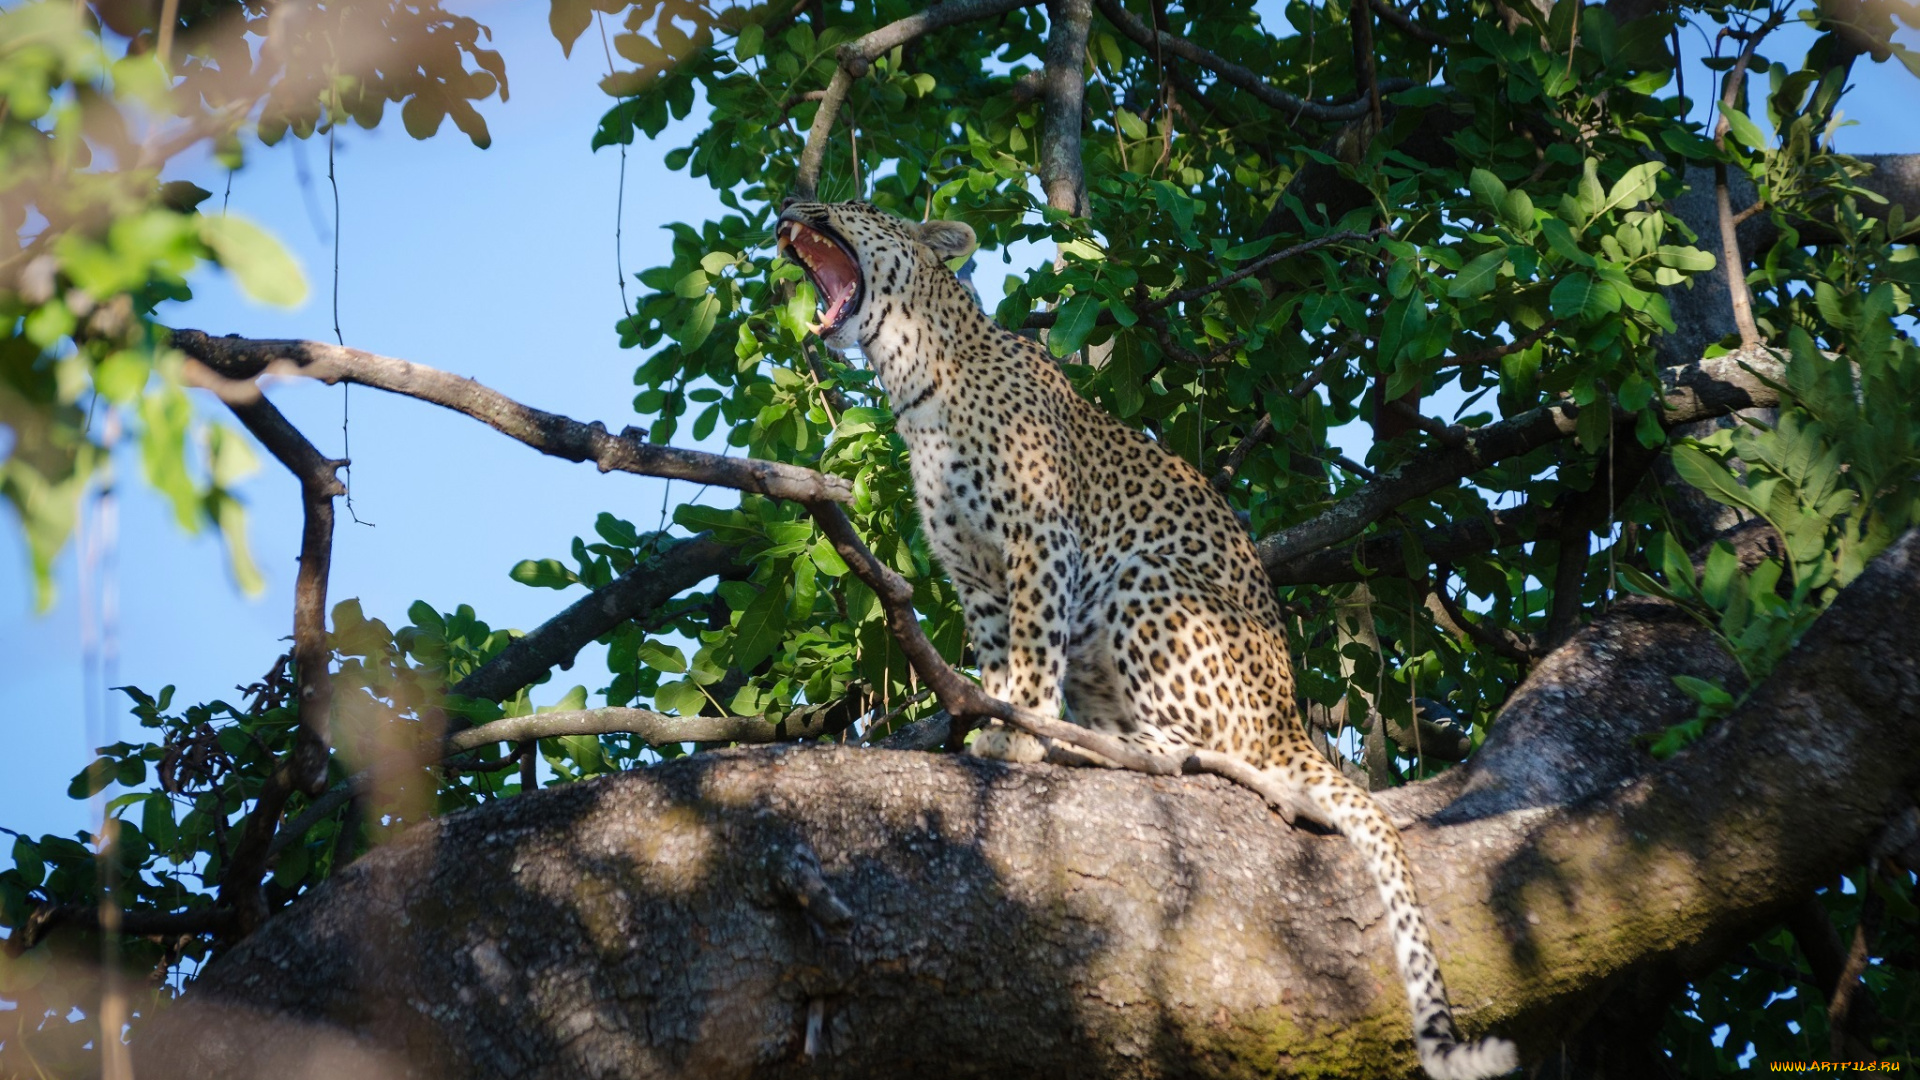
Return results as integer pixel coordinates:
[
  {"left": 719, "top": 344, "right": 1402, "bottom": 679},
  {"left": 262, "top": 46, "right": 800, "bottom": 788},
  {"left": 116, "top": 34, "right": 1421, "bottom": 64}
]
[
  {"left": 792, "top": 67, "right": 855, "bottom": 201},
  {"left": 1442, "top": 320, "right": 1556, "bottom": 370},
  {"left": 444, "top": 698, "right": 862, "bottom": 755},
  {"left": 1711, "top": 10, "right": 1785, "bottom": 350},
  {"left": 1255, "top": 347, "right": 1786, "bottom": 570},
  {"left": 1210, "top": 414, "right": 1273, "bottom": 491},
  {"left": 1427, "top": 568, "right": 1541, "bottom": 662},
  {"left": 179, "top": 368, "right": 344, "bottom": 935},
  {"left": 791, "top": 0, "right": 1045, "bottom": 199},
  {"left": 171, "top": 331, "right": 850, "bottom": 506},
  {"left": 182, "top": 368, "right": 342, "bottom": 796},
  {"left": 1269, "top": 506, "right": 1544, "bottom": 586}
]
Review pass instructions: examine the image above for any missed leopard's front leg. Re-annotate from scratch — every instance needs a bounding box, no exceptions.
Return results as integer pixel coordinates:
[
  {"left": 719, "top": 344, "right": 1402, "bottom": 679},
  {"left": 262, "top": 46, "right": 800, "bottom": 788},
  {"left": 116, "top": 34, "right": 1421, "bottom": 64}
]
[{"left": 968, "top": 531, "right": 1079, "bottom": 763}]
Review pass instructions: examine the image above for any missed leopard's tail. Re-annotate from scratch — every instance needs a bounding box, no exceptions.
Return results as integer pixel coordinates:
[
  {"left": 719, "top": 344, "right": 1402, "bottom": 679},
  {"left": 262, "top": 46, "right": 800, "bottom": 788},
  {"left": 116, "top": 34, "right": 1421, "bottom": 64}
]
[{"left": 1286, "top": 749, "right": 1518, "bottom": 1080}]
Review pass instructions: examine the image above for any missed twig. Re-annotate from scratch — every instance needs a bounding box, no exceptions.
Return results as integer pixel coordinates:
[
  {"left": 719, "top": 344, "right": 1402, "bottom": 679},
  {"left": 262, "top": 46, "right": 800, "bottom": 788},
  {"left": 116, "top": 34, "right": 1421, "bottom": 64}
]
[
  {"left": 1828, "top": 861, "right": 1885, "bottom": 1055},
  {"left": 18, "top": 905, "right": 234, "bottom": 951},
  {"left": 1351, "top": 0, "right": 1382, "bottom": 133},
  {"left": 1385, "top": 399, "right": 1467, "bottom": 448},
  {"left": 444, "top": 698, "right": 864, "bottom": 755},
  {"left": 1711, "top": 9, "right": 1784, "bottom": 350},
  {"left": 1443, "top": 320, "right": 1556, "bottom": 370},
  {"left": 182, "top": 369, "right": 342, "bottom": 796},
  {"left": 171, "top": 331, "right": 851, "bottom": 506},
  {"left": 269, "top": 691, "right": 874, "bottom": 860},
  {"left": 178, "top": 369, "right": 343, "bottom": 936},
  {"left": 1210, "top": 414, "right": 1274, "bottom": 490}
]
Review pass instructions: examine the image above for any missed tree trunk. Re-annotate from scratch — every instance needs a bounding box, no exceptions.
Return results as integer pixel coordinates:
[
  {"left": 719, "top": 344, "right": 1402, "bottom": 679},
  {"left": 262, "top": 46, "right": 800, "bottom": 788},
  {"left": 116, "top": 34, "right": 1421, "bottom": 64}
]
[{"left": 135, "top": 530, "right": 1920, "bottom": 1080}]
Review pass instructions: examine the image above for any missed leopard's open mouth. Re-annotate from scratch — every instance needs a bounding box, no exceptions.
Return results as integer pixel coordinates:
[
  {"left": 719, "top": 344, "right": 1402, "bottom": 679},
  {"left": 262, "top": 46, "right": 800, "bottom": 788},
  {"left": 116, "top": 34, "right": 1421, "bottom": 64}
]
[{"left": 775, "top": 215, "right": 864, "bottom": 338}]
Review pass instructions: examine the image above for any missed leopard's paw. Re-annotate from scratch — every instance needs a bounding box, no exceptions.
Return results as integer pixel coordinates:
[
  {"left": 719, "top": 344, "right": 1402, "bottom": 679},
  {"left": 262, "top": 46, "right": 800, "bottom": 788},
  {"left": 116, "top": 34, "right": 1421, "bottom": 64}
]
[{"left": 967, "top": 723, "right": 1049, "bottom": 764}]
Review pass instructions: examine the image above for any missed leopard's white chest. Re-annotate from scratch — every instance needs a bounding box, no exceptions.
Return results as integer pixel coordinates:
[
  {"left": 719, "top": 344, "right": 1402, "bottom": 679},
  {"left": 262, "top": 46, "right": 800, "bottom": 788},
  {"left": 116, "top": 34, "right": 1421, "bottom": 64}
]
[{"left": 895, "top": 408, "right": 1007, "bottom": 587}]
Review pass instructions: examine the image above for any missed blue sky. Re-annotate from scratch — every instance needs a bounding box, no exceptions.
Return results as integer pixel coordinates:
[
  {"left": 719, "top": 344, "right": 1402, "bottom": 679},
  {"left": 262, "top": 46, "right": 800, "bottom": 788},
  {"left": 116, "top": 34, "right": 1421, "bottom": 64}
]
[{"left": 2, "top": 0, "right": 1917, "bottom": 847}]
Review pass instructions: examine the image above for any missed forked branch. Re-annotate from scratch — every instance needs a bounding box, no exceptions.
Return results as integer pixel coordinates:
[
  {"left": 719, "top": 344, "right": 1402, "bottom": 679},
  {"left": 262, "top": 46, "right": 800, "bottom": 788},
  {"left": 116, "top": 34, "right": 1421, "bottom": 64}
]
[
  {"left": 791, "top": 0, "right": 1045, "bottom": 199},
  {"left": 171, "top": 331, "right": 850, "bottom": 505}
]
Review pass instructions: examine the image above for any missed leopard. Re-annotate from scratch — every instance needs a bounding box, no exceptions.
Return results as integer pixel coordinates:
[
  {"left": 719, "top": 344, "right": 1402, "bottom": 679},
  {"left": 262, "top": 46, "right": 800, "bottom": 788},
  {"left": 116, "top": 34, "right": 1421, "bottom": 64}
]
[{"left": 776, "top": 198, "right": 1518, "bottom": 1080}]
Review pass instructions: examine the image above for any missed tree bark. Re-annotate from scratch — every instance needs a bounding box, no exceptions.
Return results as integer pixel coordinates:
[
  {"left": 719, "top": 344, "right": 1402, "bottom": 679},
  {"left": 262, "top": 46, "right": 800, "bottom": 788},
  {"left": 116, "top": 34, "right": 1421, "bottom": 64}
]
[{"left": 135, "top": 530, "right": 1920, "bottom": 1079}]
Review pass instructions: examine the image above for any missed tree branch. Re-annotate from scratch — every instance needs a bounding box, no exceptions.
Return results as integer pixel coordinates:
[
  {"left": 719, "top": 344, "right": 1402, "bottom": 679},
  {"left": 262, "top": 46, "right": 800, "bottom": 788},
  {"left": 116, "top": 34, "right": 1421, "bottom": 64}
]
[
  {"left": 449, "top": 536, "right": 746, "bottom": 705},
  {"left": 1255, "top": 347, "right": 1786, "bottom": 571},
  {"left": 137, "top": 528, "right": 1920, "bottom": 1079},
  {"left": 444, "top": 698, "right": 865, "bottom": 756},
  {"left": 1367, "top": 0, "right": 1457, "bottom": 47},
  {"left": 1267, "top": 506, "right": 1547, "bottom": 586},
  {"left": 178, "top": 368, "right": 343, "bottom": 935},
  {"left": 1024, "top": 229, "right": 1377, "bottom": 330},
  {"left": 1092, "top": 0, "right": 1393, "bottom": 122},
  {"left": 790, "top": 0, "right": 1045, "bottom": 199},
  {"left": 1040, "top": 0, "right": 1093, "bottom": 217},
  {"left": 171, "top": 331, "right": 851, "bottom": 506},
  {"left": 182, "top": 369, "right": 343, "bottom": 796}
]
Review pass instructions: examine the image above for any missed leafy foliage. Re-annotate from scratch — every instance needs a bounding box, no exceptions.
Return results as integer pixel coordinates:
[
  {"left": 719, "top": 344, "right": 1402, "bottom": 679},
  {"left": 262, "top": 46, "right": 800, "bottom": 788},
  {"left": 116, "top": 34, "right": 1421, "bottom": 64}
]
[{"left": 4, "top": 0, "right": 1920, "bottom": 1071}]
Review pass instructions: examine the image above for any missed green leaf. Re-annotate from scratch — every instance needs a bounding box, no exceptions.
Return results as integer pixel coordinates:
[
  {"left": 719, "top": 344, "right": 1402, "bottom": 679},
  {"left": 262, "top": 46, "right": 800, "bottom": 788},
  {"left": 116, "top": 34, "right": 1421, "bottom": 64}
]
[
  {"left": 735, "top": 22, "right": 764, "bottom": 60},
  {"left": 201, "top": 215, "right": 308, "bottom": 307},
  {"left": 636, "top": 641, "right": 687, "bottom": 674},
  {"left": 1049, "top": 293, "right": 1102, "bottom": 358},
  {"left": 509, "top": 558, "right": 580, "bottom": 590},
  {"left": 835, "top": 406, "right": 890, "bottom": 438},
  {"left": 1671, "top": 443, "right": 1762, "bottom": 515},
  {"left": 11, "top": 837, "right": 43, "bottom": 887},
  {"left": 1447, "top": 249, "right": 1507, "bottom": 298},
  {"left": 1549, "top": 273, "right": 1618, "bottom": 320},
  {"left": 732, "top": 584, "right": 789, "bottom": 672},
  {"left": 654, "top": 679, "right": 709, "bottom": 715},
  {"left": 1722, "top": 107, "right": 1767, "bottom": 150},
  {"left": 1604, "top": 161, "right": 1663, "bottom": 212},
  {"left": 1469, "top": 167, "right": 1508, "bottom": 212},
  {"left": 1655, "top": 245, "right": 1715, "bottom": 272}
]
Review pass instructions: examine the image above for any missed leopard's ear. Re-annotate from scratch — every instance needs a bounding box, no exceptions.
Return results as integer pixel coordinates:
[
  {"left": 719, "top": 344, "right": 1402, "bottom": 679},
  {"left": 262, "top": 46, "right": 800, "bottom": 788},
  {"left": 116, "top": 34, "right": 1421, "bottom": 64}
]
[{"left": 911, "top": 219, "right": 977, "bottom": 262}]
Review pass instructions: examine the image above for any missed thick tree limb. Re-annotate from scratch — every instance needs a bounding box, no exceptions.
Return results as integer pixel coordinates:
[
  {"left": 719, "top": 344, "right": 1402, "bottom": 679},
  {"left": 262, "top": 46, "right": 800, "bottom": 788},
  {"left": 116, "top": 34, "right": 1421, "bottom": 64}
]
[
  {"left": 134, "top": 530, "right": 1920, "bottom": 1079},
  {"left": 1040, "top": 0, "right": 1093, "bottom": 217},
  {"left": 1254, "top": 347, "right": 1786, "bottom": 571},
  {"left": 171, "top": 331, "right": 851, "bottom": 506}
]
